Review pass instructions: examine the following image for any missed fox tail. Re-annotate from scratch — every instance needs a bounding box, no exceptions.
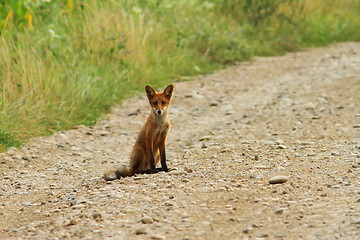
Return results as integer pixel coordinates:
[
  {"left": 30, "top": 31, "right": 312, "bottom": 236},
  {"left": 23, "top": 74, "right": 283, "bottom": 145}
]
[{"left": 103, "top": 167, "right": 133, "bottom": 181}]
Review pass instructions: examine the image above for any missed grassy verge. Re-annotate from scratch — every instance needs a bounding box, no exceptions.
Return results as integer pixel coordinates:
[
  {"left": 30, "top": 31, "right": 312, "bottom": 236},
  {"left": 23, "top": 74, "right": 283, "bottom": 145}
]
[{"left": 0, "top": 0, "right": 359, "bottom": 150}]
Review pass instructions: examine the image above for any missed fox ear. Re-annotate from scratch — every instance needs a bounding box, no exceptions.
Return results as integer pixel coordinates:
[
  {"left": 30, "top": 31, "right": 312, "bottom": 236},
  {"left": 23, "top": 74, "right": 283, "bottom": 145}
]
[
  {"left": 145, "top": 85, "right": 156, "bottom": 99},
  {"left": 163, "top": 84, "right": 173, "bottom": 99}
]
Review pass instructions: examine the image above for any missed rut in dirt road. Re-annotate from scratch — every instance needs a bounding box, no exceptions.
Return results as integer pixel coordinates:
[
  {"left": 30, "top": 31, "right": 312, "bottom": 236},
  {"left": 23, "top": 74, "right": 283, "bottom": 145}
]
[{"left": 0, "top": 43, "right": 360, "bottom": 240}]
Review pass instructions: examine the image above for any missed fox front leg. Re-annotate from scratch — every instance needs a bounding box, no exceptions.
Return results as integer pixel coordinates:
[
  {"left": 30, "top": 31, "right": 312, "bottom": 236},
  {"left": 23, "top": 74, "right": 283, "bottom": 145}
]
[
  {"left": 159, "top": 136, "right": 169, "bottom": 172},
  {"left": 144, "top": 130, "right": 158, "bottom": 174},
  {"left": 147, "top": 138, "right": 159, "bottom": 174},
  {"left": 149, "top": 152, "right": 159, "bottom": 174}
]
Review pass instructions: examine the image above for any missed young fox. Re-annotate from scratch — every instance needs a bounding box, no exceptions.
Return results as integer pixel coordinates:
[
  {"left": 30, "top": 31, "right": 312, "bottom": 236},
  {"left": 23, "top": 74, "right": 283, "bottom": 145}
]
[{"left": 103, "top": 84, "right": 174, "bottom": 181}]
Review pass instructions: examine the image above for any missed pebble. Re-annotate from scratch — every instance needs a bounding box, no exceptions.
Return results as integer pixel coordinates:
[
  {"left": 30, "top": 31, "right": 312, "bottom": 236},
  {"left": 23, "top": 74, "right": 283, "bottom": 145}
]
[
  {"left": 140, "top": 216, "right": 154, "bottom": 224},
  {"left": 252, "top": 223, "right": 262, "bottom": 228},
  {"left": 350, "top": 218, "right": 360, "bottom": 224},
  {"left": 201, "top": 143, "right": 208, "bottom": 149},
  {"left": 56, "top": 143, "right": 65, "bottom": 148},
  {"left": 199, "top": 136, "right": 211, "bottom": 141},
  {"left": 184, "top": 166, "right": 193, "bottom": 173},
  {"left": 22, "top": 155, "right": 31, "bottom": 161},
  {"left": 1, "top": 156, "right": 13, "bottom": 164},
  {"left": 3, "top": 175, "right": 11, "bottom": 180},
  {"left": 164, "top": 200, "right": 175, "bottom": 207},
  {"left": 168, "top": 170, "right": 187, "bottom": 175},
  {"left": 150, "top": 234, "right": 166, "bottom": 240},
  {"left": 135, "top": 226, "right": 147, "bottom": 235},
  {"left": 100, "top": 131, "right": 110, "bottom": 136},
  {"left": 331, "top": 152, "right": 340, "bottom": 156},
  {"left": 243, "top": 227, "right": 252, "bottom": 233},
  {"left": 7, "top": 147, "right": 17, "bottom": 156},
  {"left": 254, "top": 198, "right": 261, "bottom": 203},
  {"left": 254, "top": 165, "right": 268, "bottom": 169},
  {"left": 92, "top": 213, "right": 102, "bottom": 219},
  {"left": 66, "top": 219, "right": 77, "bottom": 226},
  {"left": 258, "top": 233, "right": 269, "bottom": 238},
  {"left": 71, "top": 204, "right": 86, "bottom": 209},
  {"left": 48, "top": 209, "right": 61, "bottom": 214},
  {"left": 71, "top": 124, "right": 87, "bottom": 130},
  {"left": 128, "top": 111, "right": 139, "bottom": 116},
  {"left": 22, "top": 202, "right": 33, "bottom": 206},
  {"left": 275, "top": 233, "right": 287, "bottom": 238},
  {"left": 103, "top": 172, "right": 117, "bottom": 181},
  {"left": 83, "top": 145, "right": 93, "bottom": 152},
  {"left": 269, "top": 176, "right": 289, "bottom": 184},
  {"left": 275, "top": 208, "right": 284, "bottom": 214}
]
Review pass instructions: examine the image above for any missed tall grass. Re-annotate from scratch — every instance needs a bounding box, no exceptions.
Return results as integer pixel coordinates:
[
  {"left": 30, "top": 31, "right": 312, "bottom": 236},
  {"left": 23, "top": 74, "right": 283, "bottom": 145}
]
[{"left": 0, "top": 0, "right": 359, "bottom": 150}]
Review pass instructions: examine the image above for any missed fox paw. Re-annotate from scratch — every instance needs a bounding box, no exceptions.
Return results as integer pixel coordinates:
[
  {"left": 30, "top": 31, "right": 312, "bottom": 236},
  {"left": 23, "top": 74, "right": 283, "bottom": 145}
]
[{"left": 150, "top": 168, "right": 159, "bottom": 174}]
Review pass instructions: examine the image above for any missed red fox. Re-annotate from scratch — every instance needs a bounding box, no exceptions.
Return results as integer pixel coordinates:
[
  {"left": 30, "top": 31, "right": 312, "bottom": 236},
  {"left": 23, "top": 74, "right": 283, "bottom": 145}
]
[{"left": 103, "top": 84, "right": 174, "bottom": 181}]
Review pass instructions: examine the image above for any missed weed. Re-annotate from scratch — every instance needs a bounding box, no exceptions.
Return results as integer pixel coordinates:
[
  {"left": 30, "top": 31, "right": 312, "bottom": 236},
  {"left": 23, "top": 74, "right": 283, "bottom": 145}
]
[
  {"left": 0, "top": 129, "right": 21, "bottom": 151},
  {"left": 0, "top": 0, "right": 359, "bottom": 148}
]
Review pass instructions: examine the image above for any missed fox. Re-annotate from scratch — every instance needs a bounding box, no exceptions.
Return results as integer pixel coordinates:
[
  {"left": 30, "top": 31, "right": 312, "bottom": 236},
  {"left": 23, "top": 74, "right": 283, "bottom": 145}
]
[{"left": 103, "top": 84, "right": 174, "bottom": 181}]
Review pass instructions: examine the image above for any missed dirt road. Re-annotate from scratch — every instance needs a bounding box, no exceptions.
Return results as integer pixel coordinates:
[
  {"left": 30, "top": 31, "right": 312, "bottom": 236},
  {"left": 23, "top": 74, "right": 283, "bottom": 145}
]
[{"left": 1, "top": 43, "right": 359, "bottom": 240}]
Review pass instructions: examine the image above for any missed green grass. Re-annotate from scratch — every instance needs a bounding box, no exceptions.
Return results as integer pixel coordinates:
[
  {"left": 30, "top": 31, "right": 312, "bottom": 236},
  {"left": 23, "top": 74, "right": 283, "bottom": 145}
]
[{"left": 0, "top": 0, "right": 360, "bottom": 151}]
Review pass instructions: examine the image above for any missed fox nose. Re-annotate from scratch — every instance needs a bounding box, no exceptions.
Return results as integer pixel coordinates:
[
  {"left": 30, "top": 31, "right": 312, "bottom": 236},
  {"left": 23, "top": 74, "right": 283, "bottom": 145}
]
[{"left": 157, "top": 110, "right": 162, "bottom": 115}]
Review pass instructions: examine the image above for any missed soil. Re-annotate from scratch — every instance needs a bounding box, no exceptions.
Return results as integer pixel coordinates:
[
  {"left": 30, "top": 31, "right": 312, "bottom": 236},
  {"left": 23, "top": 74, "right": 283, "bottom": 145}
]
[{"left": 1, "top": 42, "right": 360, "bottom": 240}]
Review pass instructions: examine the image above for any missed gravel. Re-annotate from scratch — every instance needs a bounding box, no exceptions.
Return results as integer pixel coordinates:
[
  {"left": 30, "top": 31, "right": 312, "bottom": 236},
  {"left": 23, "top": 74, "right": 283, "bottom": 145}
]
[{"left": 0, "top": 43, "right": 360, "bottom": 240}]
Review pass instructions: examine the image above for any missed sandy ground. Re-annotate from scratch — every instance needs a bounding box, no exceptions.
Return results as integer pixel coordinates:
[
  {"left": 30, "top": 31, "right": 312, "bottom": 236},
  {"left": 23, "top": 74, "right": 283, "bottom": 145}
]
[{"left": 0, "top": 42, "right": 359, "bottom": 240}]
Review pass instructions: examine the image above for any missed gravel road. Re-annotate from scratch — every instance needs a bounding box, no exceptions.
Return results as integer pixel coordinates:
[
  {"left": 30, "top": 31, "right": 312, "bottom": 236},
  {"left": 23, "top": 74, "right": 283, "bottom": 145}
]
[{"left": 1, "top": 42, "right": 360, "bottom": 240}]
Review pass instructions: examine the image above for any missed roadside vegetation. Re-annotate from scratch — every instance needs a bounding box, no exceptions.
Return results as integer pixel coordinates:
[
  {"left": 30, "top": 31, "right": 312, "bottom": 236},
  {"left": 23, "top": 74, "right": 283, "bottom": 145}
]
[{"left": 1, "top": 0, "right": 359, "bottom": 150}]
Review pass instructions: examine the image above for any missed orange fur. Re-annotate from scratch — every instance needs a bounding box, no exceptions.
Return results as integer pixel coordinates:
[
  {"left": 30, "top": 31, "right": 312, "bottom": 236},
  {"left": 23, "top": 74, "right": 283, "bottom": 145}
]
[{"left": 103, "top": 84, "right": 173, "bottom": 181}]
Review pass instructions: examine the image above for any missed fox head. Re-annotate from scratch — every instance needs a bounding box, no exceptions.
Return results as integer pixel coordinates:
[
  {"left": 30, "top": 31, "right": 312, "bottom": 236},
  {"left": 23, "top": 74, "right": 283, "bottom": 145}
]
[{"left": 145, "top": 84, "right": 173, "bottom": 116}]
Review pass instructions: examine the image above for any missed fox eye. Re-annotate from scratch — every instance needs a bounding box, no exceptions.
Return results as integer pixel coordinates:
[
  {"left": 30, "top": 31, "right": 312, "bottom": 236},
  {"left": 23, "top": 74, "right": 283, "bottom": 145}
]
[
  {"left": 152, "top": 101, "right": 158, "bottom": 106},
  {"left": 161, "top": 101, "right": 166, "bottom": 105}
]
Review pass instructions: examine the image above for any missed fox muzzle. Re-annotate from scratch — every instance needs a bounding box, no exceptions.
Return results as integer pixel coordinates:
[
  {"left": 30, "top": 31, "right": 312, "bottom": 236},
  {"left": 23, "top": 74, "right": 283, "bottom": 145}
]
[{"left": 153, "top": 107, "right": 167, "bottom": 115}]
